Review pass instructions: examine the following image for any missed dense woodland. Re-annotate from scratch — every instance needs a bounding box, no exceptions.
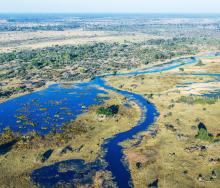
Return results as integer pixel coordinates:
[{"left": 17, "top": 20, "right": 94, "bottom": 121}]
[
  {"left": 0, "top": 38, "right": 199, "bottom": 81},
  {"left": 0, "top": 14, "right": 220, "bottom": 100}
]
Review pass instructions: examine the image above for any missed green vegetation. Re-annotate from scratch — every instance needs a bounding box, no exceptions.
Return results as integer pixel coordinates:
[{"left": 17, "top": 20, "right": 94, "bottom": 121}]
[
  {"left": 195, "top": 60, "right": 205, "bottom": 66},
  {"left": 136, "top": 162, "right": 142, "bottom": 169},
  {"left": 39, "top": 108, "right": 48, "bottom": 111},
  {"left": 23, "top": 120, "right": 36, "bottom": 127},
  {"left": 195, "top": 128, "right": 214, "bottom": 142},
  {"left": 0, "top": 41, "right": 195, "bottom": 68},
  {"left": 15, "top": 114, "right": 26, "bottom": 120},
  {"left": 97, "top": 105, "right": 119, "bottom": 116},
  {"left": 177, "top": 96, "right": 218, "bottom": 105},
  {"left": 195, "top": 123, "right": 214, "bottom": 142},
  {"left": 0, "top": 39, "right": 197, "bottom": 83},
  {"left": 179, "top": 67, "right": 184, "bottom": 72}
]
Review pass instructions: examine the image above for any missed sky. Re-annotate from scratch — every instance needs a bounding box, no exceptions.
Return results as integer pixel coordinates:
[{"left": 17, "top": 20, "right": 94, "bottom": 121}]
[{"left": 0, "top": 0, "right": 220, "bottom": 14}]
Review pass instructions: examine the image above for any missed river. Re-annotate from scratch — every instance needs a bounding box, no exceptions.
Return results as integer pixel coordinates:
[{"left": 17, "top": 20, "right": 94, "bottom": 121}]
[{"left": 0, "top": 52, "right": 219, "bottom": 187}]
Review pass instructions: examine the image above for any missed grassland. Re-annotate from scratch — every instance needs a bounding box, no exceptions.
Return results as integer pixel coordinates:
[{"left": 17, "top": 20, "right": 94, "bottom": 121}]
[
  {"left": 0, "top": 29, "right": 157, "bottom": 53},
  {"left": 106, "top": 57, "right": 220, "bottom": 188}
]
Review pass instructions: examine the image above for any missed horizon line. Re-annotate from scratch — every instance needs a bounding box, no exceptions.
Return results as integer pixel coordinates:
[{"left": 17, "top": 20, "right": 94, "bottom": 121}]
[{"left": 1, "top": 12, "right": 220, "bottom": 15}]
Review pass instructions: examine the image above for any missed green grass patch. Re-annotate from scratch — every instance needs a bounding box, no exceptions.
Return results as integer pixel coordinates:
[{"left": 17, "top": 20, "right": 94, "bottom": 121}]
[
  {"left": 39, "top": 108, "right": 48, "bottom": 111},
  {"left": 177, "top": 96, "right": 217, "bottom": 105},
  {"left": 195, "top": 128, "right": 214, "bottom": 142}
]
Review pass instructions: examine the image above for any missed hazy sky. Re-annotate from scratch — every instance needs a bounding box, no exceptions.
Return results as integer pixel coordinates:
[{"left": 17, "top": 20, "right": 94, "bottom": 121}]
[{"left": 0, "top": 0, "right": 220, "bottom": 13}]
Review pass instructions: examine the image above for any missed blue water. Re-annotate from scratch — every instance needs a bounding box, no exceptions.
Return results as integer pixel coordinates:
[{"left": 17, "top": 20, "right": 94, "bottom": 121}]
[
  {"left": 0, "top": 82, "right": 108, "bottom": 135},
  {"left": 203, "top": 91, "right": 220, "bottom": 98},
  {"left": 32, "top": 159, "right": 101, "bottom": 187},
  {"left": 31, "top": 77, "right": 159, "bottom": 188},
  {"left": 105, "top": 57, "right": 198, "bottom": 77},
  {"left": 1, "top": 55, "right": 210, "bottom": 135},
  {"left": 176, "top": 73, "right": 220, "bottom": 98},
  {"left": 1, "top": 52, "right": 220, "bottom": 187},
  {"left": 99, "top": 78, "right": 158, "bottom": 188}
]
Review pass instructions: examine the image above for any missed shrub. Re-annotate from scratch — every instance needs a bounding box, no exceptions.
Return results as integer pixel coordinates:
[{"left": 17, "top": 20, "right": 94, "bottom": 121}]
[
  {"left": 136, "top": 162, "right": 142, "bottom": 169},
  {"left": 195, "top": 123, "right": 214, "bottom": 142},
  {"left": 179, "top": 67, "right": 184, "bottom": 72},
  {"left": 195, "top": 60, "right": 205, "bottom": 66},
  {"left": 195, "top": 128, "right": 213, "bottom": 141},
  {"left": 97, "top": 105, "right": 119, "bottom": 116}
]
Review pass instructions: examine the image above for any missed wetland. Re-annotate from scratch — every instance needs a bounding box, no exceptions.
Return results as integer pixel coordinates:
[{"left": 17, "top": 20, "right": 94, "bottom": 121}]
[{"left": 0, "top": 13, "right": 220, "bottom": 188}]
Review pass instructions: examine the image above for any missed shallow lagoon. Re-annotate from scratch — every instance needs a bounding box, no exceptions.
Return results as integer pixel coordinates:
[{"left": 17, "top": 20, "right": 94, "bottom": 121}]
[{"left": 0, "top": 82, "right": 109, "bottom": 135}]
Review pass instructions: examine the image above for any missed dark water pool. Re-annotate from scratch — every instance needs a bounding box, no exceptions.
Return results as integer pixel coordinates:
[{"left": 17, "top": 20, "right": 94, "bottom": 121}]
[
  {"left": 32, "top": 159, "right": 101, "bottom": 187},
  {"left": 0, "top": 82, "right": 109, "bottom": 135}
]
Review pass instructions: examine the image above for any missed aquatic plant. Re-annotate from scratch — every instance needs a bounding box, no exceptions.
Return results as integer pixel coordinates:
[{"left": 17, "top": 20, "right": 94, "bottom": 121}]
[
  {"left": 39, "top": 108, "right": 48, "bottom": 111},
  {"left": 15, "top": 114, "right": 27, "bottom": 120},
  {"left": 23, "top": 120, "right": 37, "bottom": 127}
]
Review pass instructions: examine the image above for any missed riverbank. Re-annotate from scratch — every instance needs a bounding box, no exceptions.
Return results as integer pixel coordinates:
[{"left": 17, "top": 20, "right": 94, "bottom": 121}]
[
  {"left": 0, "top": 52, "right": 220, "bottom": 188},
  {"left": 0, "top": 53, "right": 202, "bottom": 104},
  {"left": 106, "top": 55, "right": 220, "bottom": 188}
]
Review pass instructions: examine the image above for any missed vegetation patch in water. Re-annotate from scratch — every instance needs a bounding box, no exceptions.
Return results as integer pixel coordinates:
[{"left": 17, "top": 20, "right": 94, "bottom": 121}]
[
  {"left": 39, "top": 108, "right": 48, "bottom": 111},
  {"left": 15, "top": 114, "right": 27, "bottom": 120},
  {"left": 23, "top": 120, "right": 37, "bottom": 127}
]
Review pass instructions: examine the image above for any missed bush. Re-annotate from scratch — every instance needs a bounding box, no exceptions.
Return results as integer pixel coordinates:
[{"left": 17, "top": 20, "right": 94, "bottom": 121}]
[
  {"left": 97, "top": 105, "right": 119, "bottom": 116},
  {"left": 136, "top": 162, "right": 142, "bottom": 169},
  {"left": 195, "top": 128, "right": 213, "bottom": 141},
  {"left": 179, "top": 67, "right": 184, "bottom": 72},
  {"left": 195, "top": 123, "right": 214, "bottom": 142},
  {"left": 195, "top": 60, "right": 205, "bottom": 66}
]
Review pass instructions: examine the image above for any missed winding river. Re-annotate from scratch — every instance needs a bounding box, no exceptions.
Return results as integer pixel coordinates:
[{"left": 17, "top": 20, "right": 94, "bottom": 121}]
[{"left": 1, "top": 52, "right": 220, "bottom": 187}]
